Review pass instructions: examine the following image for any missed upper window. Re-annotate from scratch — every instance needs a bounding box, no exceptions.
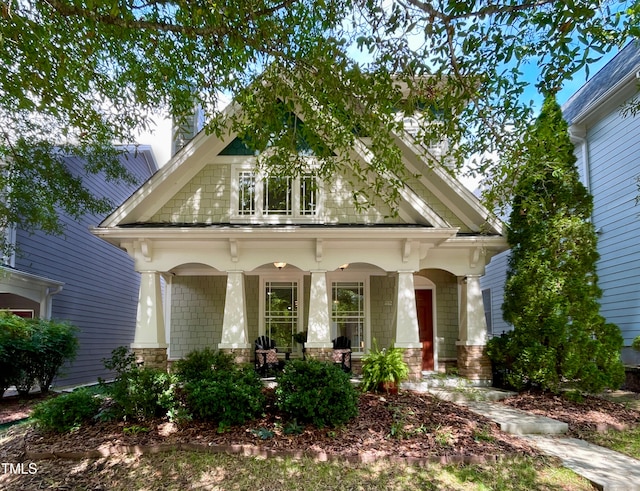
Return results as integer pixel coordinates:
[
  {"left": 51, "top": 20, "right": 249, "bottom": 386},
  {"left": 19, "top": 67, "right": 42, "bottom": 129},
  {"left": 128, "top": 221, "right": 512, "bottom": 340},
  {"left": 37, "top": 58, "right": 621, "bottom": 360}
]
[{"left": 233, "top": 167, "right": 319, "bottom": 220}]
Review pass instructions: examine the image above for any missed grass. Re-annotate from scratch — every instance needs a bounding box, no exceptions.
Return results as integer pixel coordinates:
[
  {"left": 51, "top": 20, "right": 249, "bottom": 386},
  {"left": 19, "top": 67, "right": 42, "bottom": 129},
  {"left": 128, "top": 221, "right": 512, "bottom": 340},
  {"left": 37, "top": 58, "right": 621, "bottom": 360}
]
[
  {"left": 0, "top": 450, "right": 594, "bottom": 491},
  {"left": 580, "top": 426, "right": 640, "bottom": 460}
]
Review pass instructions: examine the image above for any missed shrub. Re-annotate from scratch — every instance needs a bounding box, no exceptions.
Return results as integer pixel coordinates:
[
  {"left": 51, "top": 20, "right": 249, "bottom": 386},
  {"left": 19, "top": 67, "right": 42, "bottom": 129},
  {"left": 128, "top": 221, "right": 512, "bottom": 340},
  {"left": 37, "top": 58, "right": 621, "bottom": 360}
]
[
  {"left": 275, "top": 359, "right": 358, "bottom": 428},
  {"left": 0, "top": 313, "right": 32, "bottom": 396},
  {"left": 184, "top": 365, "right": 265, "bottom": 428},
  {"left": 172, "top": 347, "right": 235, "bottom": 384},
  {"left": 360, "top": 340, "right": 409, "bottom": 393},
  {"left": 31, "top": 388, "right": 102, "bottom": 433},
  {"left": 0, "top": 313, "right": 78, "bottom": 395},
  {"left": 101, "top": 346, "right": 178, "bottom": 421},
  {"left": 30, "top": 318, "right": 79, "bottom": 392}
]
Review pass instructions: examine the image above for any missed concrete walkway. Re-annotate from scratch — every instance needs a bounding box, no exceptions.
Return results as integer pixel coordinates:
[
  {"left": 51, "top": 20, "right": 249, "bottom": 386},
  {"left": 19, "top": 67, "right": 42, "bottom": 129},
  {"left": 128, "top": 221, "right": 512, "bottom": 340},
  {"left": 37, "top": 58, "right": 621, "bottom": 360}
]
[{"left": 416, "top": 384, "right": 640, "bottom": 491}]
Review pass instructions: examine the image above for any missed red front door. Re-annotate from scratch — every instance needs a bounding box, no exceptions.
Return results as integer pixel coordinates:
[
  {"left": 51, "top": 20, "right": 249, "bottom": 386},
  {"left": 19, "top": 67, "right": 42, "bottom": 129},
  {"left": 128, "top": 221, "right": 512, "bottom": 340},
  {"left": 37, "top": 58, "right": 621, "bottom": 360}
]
[{"left": 416, "top": 289, "right": 434, "bottom": 371}]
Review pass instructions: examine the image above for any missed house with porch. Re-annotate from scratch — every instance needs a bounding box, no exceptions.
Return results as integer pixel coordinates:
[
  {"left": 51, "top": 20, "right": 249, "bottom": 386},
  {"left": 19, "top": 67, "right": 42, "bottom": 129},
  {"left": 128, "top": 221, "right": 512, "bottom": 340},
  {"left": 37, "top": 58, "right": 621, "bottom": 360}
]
[{"left": 92, "top": 102, "right": 508, "bottom": 384}]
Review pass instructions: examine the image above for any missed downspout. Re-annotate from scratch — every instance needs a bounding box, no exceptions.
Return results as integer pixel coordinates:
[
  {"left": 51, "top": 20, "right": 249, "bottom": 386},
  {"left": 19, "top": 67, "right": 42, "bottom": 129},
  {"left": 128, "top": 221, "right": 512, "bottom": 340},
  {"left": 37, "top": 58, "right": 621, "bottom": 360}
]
[
  {"left": 569, "top": 126, "right": 591, "bottom": 193},
  {"left": 43, "top": 284, "right": 63, "bottom": 319}
]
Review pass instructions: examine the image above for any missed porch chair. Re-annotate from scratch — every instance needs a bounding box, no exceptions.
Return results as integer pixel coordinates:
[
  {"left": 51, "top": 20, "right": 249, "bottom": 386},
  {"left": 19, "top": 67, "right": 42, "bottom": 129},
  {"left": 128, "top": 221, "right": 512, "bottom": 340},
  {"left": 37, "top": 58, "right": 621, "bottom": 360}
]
[
  {"left": 254, "top": 335, "right": 280, "bottom": 376},
  {"left": 332, "top": 336, "right": 352, "bottom": 373}
]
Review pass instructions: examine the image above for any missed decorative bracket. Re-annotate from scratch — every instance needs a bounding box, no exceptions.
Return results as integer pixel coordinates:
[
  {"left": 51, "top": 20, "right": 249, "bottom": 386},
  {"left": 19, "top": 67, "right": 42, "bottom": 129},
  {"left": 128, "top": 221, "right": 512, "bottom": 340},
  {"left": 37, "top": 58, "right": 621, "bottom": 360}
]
[
  {"left": 402, "top": 239, "right": 411, "bottom": 263},
  {"left": 469, "top": 246, "right": 483, "bottom": 269},
  {"left": 229, "top": 239, "right": 239, "bottom": 263},
  {"left": 316, "top": 239, "right": 323, "bottom": 263},
  {"left": 140, "top": 240, "right": 152, "bottom": 262}
]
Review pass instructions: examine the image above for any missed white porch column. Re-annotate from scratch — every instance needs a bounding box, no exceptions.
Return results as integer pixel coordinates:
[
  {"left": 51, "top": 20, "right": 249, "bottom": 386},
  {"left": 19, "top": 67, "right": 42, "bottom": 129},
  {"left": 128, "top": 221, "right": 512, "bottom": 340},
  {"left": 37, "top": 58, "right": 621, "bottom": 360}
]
[
  {"left": 395, "top": 271, "right": 420, "bottom": 348},
  {"left": 456, "top": 274, "right": 491, "bottom": 384},
  {"left": 457, "top": 275, "right": 487, "bottom": 346},
  {"left": 306, "top": 270, "right": 332, "bottom": 348},
  {"left": 218, "top": 271, "right": 250, "bottom": 349},
  {"left": 132, "top": 271, "right": 167, "bottom": 349}
]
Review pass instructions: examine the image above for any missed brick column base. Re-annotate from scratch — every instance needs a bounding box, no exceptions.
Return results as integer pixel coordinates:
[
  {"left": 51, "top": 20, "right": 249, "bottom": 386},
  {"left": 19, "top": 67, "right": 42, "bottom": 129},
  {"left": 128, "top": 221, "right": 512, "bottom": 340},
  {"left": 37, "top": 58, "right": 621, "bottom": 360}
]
[
  {"left": 457, "top": 345, "right": 492, "bottom": 385},
  {"left": 402, "top": 348, "right": 422, "bottom": 381},
  {"left": 220, "top": 348, "right": 252, "bottom": 365},
  {"left": 132, "top": 347, "right": 168, "bottom": 371}
]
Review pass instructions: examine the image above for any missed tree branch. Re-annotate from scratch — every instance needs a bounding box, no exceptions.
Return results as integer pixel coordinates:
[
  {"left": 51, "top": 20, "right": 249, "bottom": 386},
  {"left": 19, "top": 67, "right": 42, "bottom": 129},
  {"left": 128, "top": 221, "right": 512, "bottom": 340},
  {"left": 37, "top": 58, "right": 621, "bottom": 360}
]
[{"left": 43, "top": 0, "right": 299, "bottom": 38}]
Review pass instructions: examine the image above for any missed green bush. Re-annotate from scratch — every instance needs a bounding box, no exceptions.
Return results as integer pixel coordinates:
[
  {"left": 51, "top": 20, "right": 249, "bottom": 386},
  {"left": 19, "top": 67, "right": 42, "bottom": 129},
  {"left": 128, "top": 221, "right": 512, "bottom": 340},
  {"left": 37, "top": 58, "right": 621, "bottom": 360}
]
[
  {"left": 31, "top": 388, "right": 102, "bottom": 433},
  {"left": 172, "top": 347, "right": 235, "bottom": 384},
  {"left": 275, "top": 359, "right": 358, "bottom": 428},
  {"left": 0, "top": 313, "right": 78, "bottom": 395},
  {"left": 184, "top": 365, "right": 265, "bottom": 428},
  {"left": 101, "top": 347, "right": 178, "bottom": 421}
]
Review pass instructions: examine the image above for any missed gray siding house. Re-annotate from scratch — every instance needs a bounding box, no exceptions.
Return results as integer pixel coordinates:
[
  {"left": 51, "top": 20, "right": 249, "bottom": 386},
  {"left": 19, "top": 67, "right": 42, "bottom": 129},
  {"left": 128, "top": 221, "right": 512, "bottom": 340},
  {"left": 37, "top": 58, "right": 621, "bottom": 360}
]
[
  {"left": 481, "top": 40, "right": 640, "bottom": 366},
  {"left": 0, "top": 146, "right": 158, "bottom": 387}
]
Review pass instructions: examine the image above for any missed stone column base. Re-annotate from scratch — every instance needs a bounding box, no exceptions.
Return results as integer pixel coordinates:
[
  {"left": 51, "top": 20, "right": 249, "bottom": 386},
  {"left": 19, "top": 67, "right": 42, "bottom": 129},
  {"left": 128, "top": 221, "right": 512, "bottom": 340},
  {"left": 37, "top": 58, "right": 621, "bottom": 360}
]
[
  {"left": 220, "top": 348, "right": 252, "bottom": 365},
  {"left": 304, "top": 347, "right": 333, "bottom": 363},
  {"left": 457, "top": 345, "right": 492, "bottom": 385},
  {"left": 402, "top": 348, "right": 422, "bottom": 381},
  {"left": 132, "top": 347, "right": 168, "bottom": 371}
]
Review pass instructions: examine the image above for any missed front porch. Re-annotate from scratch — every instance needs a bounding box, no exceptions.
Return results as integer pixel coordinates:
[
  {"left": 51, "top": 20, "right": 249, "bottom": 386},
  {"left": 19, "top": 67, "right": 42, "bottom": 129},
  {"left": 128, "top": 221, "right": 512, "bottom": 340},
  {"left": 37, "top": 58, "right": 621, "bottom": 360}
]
[{"left": 130, "top": 260, "right": 494, "bottom": 385}]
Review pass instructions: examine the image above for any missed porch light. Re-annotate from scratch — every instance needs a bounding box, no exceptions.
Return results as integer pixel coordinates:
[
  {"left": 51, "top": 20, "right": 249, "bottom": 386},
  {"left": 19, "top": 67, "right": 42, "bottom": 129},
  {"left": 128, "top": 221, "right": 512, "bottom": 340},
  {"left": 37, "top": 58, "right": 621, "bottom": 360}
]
[
  {"left": 339, "top": 263, "right": 349, "bottom": 271},
  {"left": 274, "top": 262, "right": 287, "bottom": 270}
]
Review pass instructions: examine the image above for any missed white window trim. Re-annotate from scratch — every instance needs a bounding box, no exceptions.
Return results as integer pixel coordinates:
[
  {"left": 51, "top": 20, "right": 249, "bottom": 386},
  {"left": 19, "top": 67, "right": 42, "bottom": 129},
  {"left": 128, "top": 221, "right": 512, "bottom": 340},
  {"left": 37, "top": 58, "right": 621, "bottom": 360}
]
[
  {"left": 230, "top": 161, "right": 324, "bottom": 224},
  {"left": 326, "top": 271, "right": 371, "bottom": 355},
  {"left": 259, "top": 272, "right": 304, "bottom": 353}
]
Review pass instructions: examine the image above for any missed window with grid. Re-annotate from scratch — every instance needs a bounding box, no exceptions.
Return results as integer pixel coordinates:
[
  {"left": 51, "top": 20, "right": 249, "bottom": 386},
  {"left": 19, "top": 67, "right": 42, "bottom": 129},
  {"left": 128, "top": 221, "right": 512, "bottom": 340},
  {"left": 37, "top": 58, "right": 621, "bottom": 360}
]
[
  {"left": 331, "top": 282, "right": 365, "bottom": 353},
  {"left": 265, "top": 281, "right": 298, "bottom": 351},
  {"left": 263, "top": 176, "right": 292, "bottom": 215},
  {"left": 234, "top": 167, "right": 318, "bottom": 219},
  {"left": 299, "top": 174, "right": 317, "bottom": 215},
  {"left": 237, "top": 171, "right": 256, "bottom": 215}
]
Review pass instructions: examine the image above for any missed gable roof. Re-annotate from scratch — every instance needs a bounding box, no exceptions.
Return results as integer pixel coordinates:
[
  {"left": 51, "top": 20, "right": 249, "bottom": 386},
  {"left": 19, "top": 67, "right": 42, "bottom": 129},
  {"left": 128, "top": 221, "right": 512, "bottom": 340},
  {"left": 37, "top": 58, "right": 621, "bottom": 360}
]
[
  {"left": 563, "top": 40, "right": 640, "bottom": 126},
  {"left": 99, "top": 101, "right": 503, "bottom": 236}
]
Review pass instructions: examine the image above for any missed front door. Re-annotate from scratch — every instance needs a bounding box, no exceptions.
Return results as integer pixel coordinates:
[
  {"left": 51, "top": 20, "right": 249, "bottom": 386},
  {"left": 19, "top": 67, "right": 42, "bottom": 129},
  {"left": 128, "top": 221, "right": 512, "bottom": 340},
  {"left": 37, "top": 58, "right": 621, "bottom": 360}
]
[{"left": 416, "top": 289, "right": 434, "bottom": 371}]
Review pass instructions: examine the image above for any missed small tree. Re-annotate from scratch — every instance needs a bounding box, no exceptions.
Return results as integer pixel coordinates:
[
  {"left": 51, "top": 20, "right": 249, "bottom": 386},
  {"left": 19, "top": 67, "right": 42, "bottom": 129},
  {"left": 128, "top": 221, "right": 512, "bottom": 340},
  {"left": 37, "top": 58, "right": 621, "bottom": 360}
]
[{"left": 501, "top": 94, "right": 624, "bottom": 393}]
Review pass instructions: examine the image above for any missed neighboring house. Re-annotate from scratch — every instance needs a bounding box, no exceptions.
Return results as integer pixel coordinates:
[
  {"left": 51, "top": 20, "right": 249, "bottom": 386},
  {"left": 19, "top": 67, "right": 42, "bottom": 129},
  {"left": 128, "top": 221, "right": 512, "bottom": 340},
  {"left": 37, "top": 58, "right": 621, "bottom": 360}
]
[
  {"left": 92, "top": 100, "right": 508, "bottom": 385},
  {"left": 481, "top": 40, "right": 640, "bottom": 366},
  {"left": 0, "top": 146, "right": 158, "bottom": 387}
]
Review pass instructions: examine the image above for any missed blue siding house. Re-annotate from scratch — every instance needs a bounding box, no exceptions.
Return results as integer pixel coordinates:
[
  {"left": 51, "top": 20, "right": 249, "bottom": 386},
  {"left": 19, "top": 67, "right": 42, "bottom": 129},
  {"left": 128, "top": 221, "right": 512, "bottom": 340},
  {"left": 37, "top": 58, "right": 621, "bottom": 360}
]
[
  {"left": 481, "top": 40, "right": 640, "bottom": 367},
  {"left": 0, "top": 146, "right": 158, "bottom": 387}
]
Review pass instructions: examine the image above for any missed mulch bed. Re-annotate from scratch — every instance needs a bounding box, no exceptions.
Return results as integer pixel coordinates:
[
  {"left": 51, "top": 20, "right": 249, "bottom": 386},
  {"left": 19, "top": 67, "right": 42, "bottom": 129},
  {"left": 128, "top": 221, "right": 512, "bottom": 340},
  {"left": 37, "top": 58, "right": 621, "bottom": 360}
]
[
  {"left": 2, "top": 390, "right": 538, "bottom": 464},
  {"left": 0, "top": 392, "right": 53, "bottom": 425},
  {"left": 2, "top": 388, "right": 639, "bottom": 465},
  {"left": 500, "top": 390, "right": 640, "bottom": 436}
]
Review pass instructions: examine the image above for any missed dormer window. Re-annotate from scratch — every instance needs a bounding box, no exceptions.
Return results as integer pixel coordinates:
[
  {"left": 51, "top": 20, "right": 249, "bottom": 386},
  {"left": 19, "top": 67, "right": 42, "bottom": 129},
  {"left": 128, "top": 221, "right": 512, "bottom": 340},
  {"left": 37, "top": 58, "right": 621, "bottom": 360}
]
[{"left": 233, "top": 166, "right": 320, "bottom": 221}]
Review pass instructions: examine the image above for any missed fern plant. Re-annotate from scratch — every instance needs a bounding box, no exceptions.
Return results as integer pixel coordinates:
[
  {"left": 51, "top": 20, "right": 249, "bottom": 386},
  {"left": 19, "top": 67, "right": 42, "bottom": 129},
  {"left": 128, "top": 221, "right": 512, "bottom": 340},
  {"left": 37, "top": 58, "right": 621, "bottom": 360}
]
[{"left": 360, "top": 340, "right": 409, "bottom": 393}]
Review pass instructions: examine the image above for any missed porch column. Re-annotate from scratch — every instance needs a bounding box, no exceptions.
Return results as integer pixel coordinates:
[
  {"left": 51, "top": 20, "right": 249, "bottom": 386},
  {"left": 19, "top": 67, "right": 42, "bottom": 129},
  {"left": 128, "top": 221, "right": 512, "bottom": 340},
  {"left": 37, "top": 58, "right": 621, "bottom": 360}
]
[
  {"left": 305, "top": 270, "right": 332, "bottom": 361},
  {"left": 132, "top": 271, "right": 168, "bottom": 369},
  {"left": 218, "top": 271, "right": 251, "bottom": 364},
  {"left": 456, "top": 274, "right": 491, "bottom": 385},
  {"left": 395, "top": 271, "right": 421, "bottom": 379}
]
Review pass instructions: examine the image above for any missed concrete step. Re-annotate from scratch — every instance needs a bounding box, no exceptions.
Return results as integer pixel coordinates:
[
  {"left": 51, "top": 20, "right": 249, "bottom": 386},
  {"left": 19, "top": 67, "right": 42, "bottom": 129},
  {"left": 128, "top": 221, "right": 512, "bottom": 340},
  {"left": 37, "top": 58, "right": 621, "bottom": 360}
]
[
  {"left": 524, "top": 436, "right": 640, "bottom": 491},
  {"left": 462, "top": 401, "right": 569, "bottom": 435}
]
